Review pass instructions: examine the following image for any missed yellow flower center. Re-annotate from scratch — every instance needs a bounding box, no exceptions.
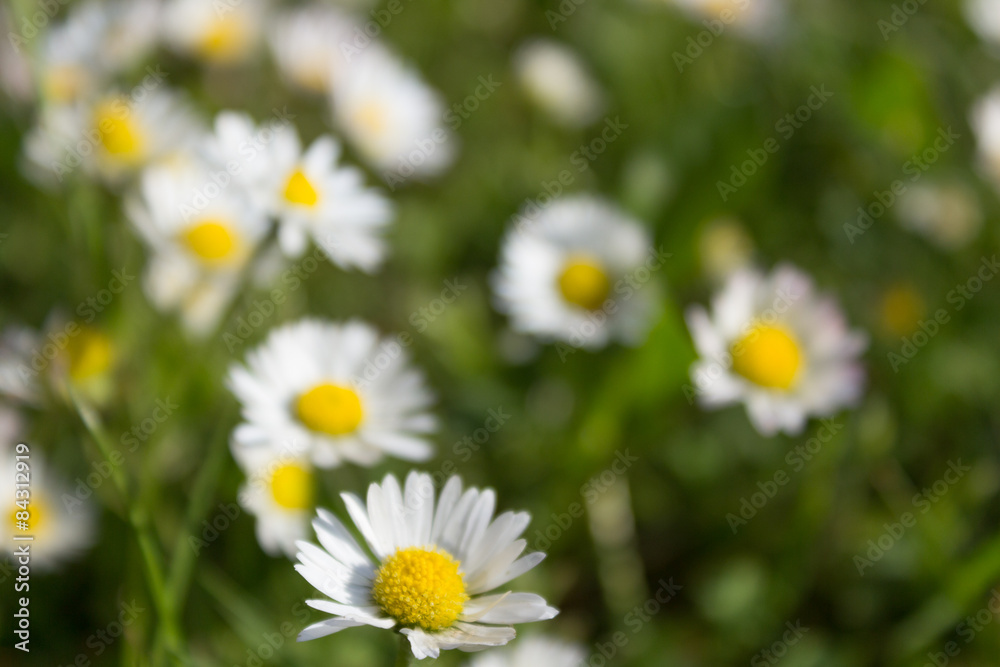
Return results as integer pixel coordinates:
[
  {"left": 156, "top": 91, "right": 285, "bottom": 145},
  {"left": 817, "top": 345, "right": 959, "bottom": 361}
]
[
  {"left": 353, "top": 102, "right": 387, "bottom": 137},
  {"left": 196, "top": 16, "right": 250, "bottom": 62},
  {"left": 731, "top": 324, "right": 803, "bottom": 390},
  {"left": 181, "top": 220, "right": 238, "bottom": 264},
  {"left": 65, "top": 328, "right": 113, "bottom": 381},
  {"left": 295, "top": 383, "right": 363, "bottom": 436},
  {"left": 11, "top": 497, "right": 45, "bottom": 534},
  {"left": 269, "top": 463, "right": 313, "bottom": 510},
  {"left": 44, "top": 65, "right": 87, "bottom": 104},
  {"left": 94, "top": 99, "right": 144, "bottom": 161},
  {"left": 880, "top": 284, "right": 925, "bottom": 337},
  {"left": 283, "top": 169, "right": 319, "bottom": 207},
  {"left": 558, "top": 257, "right": 611, "bottom": 310},
  {"left": 372, "top": 547, "right": 469, "bottom": 631}
]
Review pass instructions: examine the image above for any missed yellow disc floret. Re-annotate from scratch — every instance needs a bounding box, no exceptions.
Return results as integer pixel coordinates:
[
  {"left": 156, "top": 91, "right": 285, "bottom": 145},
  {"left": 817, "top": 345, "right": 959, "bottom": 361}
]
[
  {"left": 557, "top": 256, "right": 611, "bottom": 311},
  {"left": 182, "top": 220, "right": 238, "bottom": 264},
  {"left": 94, "top": 98, "right": 144, "bottom": 161},
  {"left": 295, "top": 383, "right": 363, "bottom": 435},
  {"left": 283, "top": 169, "right": 319, "bottom": 207},
  {"left": 196, "top": 16, "right": 251, "bottom": 63},
  {"left": 66, "top": 328, "right": 114, "bottom": 381},
  {"left": 731, "top": 324, "right": 803, "bottom": 390},
  {"left": 372, "top": 547, "right": 469, "bottom": 631},
  {"left": 269, "top": 463, "right": 313, "bottom": 510}
]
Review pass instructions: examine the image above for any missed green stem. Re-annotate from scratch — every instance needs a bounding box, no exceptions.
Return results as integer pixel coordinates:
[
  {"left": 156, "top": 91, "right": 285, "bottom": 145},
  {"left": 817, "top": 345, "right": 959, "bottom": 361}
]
[{"left": 395, "top": 633, "right": 414, "bottom": 667}]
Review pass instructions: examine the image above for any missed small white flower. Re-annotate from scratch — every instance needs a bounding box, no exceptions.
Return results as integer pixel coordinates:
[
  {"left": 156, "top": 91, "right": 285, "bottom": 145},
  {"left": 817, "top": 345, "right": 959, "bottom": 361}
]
[
  {"left": 965, "top": 0, "right": 1000, "bottom": 45},
  {"left": 259, "top": 125, "right": 393, "bottom": 271},
  {"left": 268, "top": 5, "right": 359, "bottom": 94},
  {"left": 466, "top": 635, "right": 586, "bottom": 667},
  {"left": 232, "top": 440, "right": 314, "bottom": 558},
  {"left": 126, "top": 154, "right": 269, "bottom": 335},
  {"left": 294, "top": 471, "right": 559, "bottom": 659},
  {"left": 330, "top": 46, "right": 455, "bottom": 180},
  {"left": 513, "top": 39, "right": 604, "bottom": 128},
  {"left": 686, "top": 264, "right": 867, "bottom": 436},
  {"left": 162, "top": 0, "right": 266, "bottom": 65},
  {"left": 971, "top": 87, "right": 1000, "bottom": 188},
  {"left": 896, "top": 182, "right": 982, "bottom": 250},
  {"left": 227, "top": 319, "right": 436, "bottom": 468},
  {"left": 492, "top": 195, "right": 661, "bottom": 349}
]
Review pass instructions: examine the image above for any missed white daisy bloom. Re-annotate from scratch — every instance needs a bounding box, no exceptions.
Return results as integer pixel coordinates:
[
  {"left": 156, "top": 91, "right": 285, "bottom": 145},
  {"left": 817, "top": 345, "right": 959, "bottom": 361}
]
[
  {"left": 330, "top": 46, "right": 455, "bottom": 180},
  {"left": 162, "top": 0, "right": 266, "bottom": 65},
  {"left": 685, "top": 264, "right": 868, "bottom": 436},
  {"left": 492, "top": 196, "right": 662, "bottom": 350},
  {"left": 232, "top": 440, "right": 315, "bottom": 558},
  {"left": 294, "top": 471, "right": 559, "bottom": 659},
  {"left": 896, "top": 182, "right": 983, "bottom": 250},
  {"left": 3, "top": 443, "right": 95, "bottom": 570},
  {"left": 126, "top": 155, "right": 269, "bottom": 336},
  {"left": 268, "top": 5, "right": 359, "bottom": 94},
  {"left": 513, "top": 39, "right": 604, "bottom": 128},
  {"left": 965, "top": 0, "right": 1000, "bottom": 45},
  {"left": 466, "top": 635, "right": 586, "bottom": 667},
  {"left": 257, "top": 125, "right": 393, "bottom": 272},
  {"left": 670, "top": 0, "right": 782, "bottom": 39},
  {"left": 227, "top": 319, "right": 436, "bottom": 468},
  {"left": 971, "top": 87, "right": 1000, "bottom": 188}
]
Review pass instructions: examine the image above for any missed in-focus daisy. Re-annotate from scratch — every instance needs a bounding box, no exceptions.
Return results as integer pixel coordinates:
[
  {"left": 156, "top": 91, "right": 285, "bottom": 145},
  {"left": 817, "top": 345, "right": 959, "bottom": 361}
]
[
  {"left": 965, "top": 0, "right": 1000, "bottom": 46},
  {"left": 268, "top": 5, "right": 359, "bottom": 94},
  {"left": 162, "top": 0, "right": 266, "bottom": 65},
  {"left": 971, "top": 87, "right": 1000, "bottom": 188},
  {"left": 294, "top": 471, "right": 559, "bottom": 659},
  {"left": 492, "top": 195, "right": 662, "bottom": 350},
  {"left": 233, "top": 439, "right": 315, "bottom": 558},
  {"left": 227, "top": 319, "right": 436, "bottom": 468},
  {"left": 896, "top": 182, "right": 982, "bottom": 250},
  {"left": 126, "top": 154, "right": 269, "bottom": 336},
  {"left": 466, "top": 635, "right": 586, "bottom": 667},
  {"left": 257, "top": 125, "right": 393, "bottom": 271},
  {"left": 685, "top": 264, "right": 867, "bottom": 436},
  {"left": 3, "top": 443, "right": 95, "bottom": 570},
  {"left": 330, "top": 46, "right": 455, "bottom": 181},
  {"left": 513, "top": 39, "right": 604, "bottom": 128}
]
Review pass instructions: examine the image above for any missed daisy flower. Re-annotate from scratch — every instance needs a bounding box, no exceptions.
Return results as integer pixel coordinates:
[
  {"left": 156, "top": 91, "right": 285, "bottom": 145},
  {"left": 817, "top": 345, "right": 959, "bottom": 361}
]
[
  {"left": 685, "top": 264, "right": 867, "bottom": 436},
  {"left": 965, "top": 0, "right": 1000, "bottom": 45},
  {"left": 670, "top": 0, "right": 782, "bottom": 39},
  {"left": 227, "top": 319, "right": 436, "bottom": 468},
  {"left": 162, "top": 0, "right": 266, "bottom": 65},
  {"left": 0, "top": 326, "right": 42, "bottom": 405},
  {"left": 971, "top": 87, "right": 1000, "bottom": 188},
  {"left": 126, "top": 155, "right": 269, "bottom": 336},
  {"left": 513, "top": 39, "right": 605, "bottom": 128},
  {"left": 330, "top": 45, "right": 455, "bottom": 181},
  {"left": 257, "top": 125, "right": 393, "bottom": 271},
  {"left": 466, "top": 636, "right": 586, "bottom": 667},
  {"left": 233, "top": 439, "right": 315, "bottom": 558},
  {"left": 294, "top": 471, "right": 559, "bottom": 659},
  {"left": 268, "top": 5, "right": 359, "bottom": 94},
  {"left": 492, "top": 195, "right": 662, "bottom": 350},
  {"left": 896, "top": 182, "right": 982, "bottom": 250}
]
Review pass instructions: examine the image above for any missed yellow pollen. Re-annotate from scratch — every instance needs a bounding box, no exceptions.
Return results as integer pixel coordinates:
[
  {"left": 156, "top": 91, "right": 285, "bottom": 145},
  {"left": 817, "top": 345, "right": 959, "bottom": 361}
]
[
  {"left": 372, "top": 548, "right": 468, "bottom": 631},
  {"left": 731, "top": 324, "right": 803, "bottom": 390},
  {"left": 295, "top": 383, "right": 363, "bottom": 436},
  {"left": 196, "top": 16, "right": 250, "bottom": 62},
  {"left": 269, "top": 463, "right": 313, "bottom": 510},
  {"left": 557, "top": 257, "right": 611, "bottom": 310},
  {"left": 181, "top": 220, "right": 237, "bottom": 264},
  {"left": 94, "top": 99, "right": 144, "bottom": 161},
  {"left": 283, "top": 169, "right": 319, "bottom": 207},
  {"left": 65, "top": 328, "right": 114, "bottom": 381}
]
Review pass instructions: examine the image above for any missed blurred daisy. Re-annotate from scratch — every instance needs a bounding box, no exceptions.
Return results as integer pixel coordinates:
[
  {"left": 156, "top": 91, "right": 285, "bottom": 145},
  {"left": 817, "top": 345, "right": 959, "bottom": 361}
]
[
  {"left": 0, "top": 326, "right": 42, "bottom": 405},
  {"left": 233, "top": 440, "right": 314, "bottom": 558},
  {"left": 965, "top": 0, "right": 1000, "bottom": 45},
  {"left": 492, "top": 195, "right": 661, "bottom": 349},
  {"left": 330, "top": 46, "right": 455, "bottom": 180},
  {"left": 294, "top": 471, "right": 558, "bottom": 659},
  {"left": 259, "top": 126, "right": 393, "bottom": 271},
  {"left": 3, "top": 443, "right": 95, "bottom": 570},
  {"left": 685, "top": 264, "right": 867, "bottom": 436},
  {"left": 670, "top": 0, "right": 782, "bottom": 39},
  {"left": 126, "top": 155, "right": 269, "bottom": 336},
  {"left": 268, "top": 5, "right": 358, "bottom": 94},
  {"left": 896, "top": 182, "right": 982, "bottom": 250},
  {"left": 970, "top": 88, "right": 1000, "bottom": 188},
  {"left": 466, "top": 636, "right": 586, "bottom": 667},
  {"left": 878, "top": 283, "right": 925, "bottom": 338},
  {"left": 697, "top": 217, "right": 755, "bottom": 283},
  {"left": 227, "top": 319, "right": 436, "bottom": 468},
  {"left": 513, "top": 39, "right": 604, "bottom": 128},
  {"left": 162, "top": 0, "right": 266, "bottom": 65}
]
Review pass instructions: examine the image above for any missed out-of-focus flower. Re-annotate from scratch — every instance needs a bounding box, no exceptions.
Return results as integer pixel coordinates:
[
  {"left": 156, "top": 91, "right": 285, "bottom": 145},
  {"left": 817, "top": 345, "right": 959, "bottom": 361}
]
[
  {"left": 466, "top": 635, "right": 586, "bottom": 667},
  {"left": 878, "top": 283, "right": 926, "bottom": 338},
  {"left": 965, "top": 0, "right": 1000, "bottom": 46},
  {"left": 513, "top": 39, "right": 604, "bottom": 128},
  {"left": 971, "top": 87, "right": 1000, "bottom": 186},
  {"left": 268, "top": 5, "right": 358, "bottom": 94},
  {"left": 293, "top": 471, "right": 558, "bottom": 659},
  {"left": 162, "top": 0, "right": 266, "bottom": 65},
  {"left": 3, "top": 443, "right": 95, "bottom": 570},
  {"left": 126, "top": 155, "right": 269, "bottom": 336},
  {"left": 492, "top": 195, "right": 662, "bottom": 350},
  {"left": 227, "top": 319, "right": 436, "bottom": 468},
  {"left": 259, "top": 126, "right": 393, "bottom": 272},
  {"left": 0, "top": 327, "right": 42, "bottom": 405},
  {"left": 697, "top": 217, "right": 755, "bottom": 283},
  {"left": 686, "top": 264, "right": 867, "bottom": 436},
  {"left": 232, "top": 440, "right": 314, "bottom": 558},
  {"left": 669, "top": 0, "right": 782, "bottom": 39},
  {"left": 330, "top": 46, "right": 455, "bottom": 180},
  {"left": 896, "top": 182, "right": 982, "bottom": 250}
]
